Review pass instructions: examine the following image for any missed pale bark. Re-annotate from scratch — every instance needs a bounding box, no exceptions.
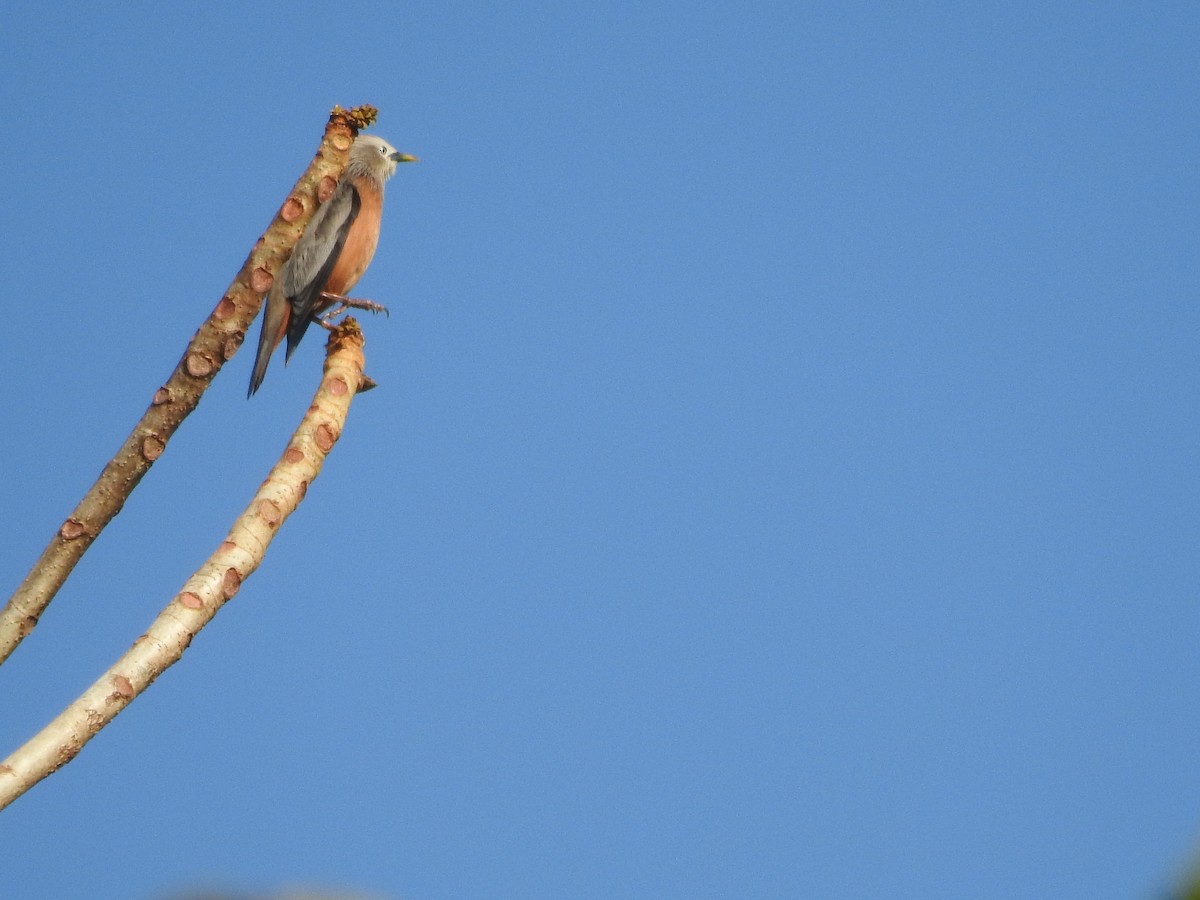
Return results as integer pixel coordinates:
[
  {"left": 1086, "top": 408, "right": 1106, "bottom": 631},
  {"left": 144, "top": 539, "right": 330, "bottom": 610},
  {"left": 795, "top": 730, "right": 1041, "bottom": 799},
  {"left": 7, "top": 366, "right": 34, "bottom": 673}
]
[
  {"left": 0, "top": 106, "right": 378, "bottom": 664},
  {"left": 0, "top": 320, "right": 369, "bottom": 811}
]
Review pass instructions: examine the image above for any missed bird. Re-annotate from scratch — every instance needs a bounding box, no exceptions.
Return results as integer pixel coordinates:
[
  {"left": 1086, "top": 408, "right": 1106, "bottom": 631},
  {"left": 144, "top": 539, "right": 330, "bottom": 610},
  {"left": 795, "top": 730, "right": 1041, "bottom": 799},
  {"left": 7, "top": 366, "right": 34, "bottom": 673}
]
[{"left": 247, "top": 133, "right": 417, "bottom": 396}]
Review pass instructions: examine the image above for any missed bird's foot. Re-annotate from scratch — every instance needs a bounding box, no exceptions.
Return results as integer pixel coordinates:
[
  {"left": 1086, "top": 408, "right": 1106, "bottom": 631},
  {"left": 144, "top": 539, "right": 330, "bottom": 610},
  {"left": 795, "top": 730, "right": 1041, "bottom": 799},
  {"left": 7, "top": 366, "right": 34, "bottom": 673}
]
[{"left": 318, "top": 292, "right": 391, "bottom": 319}]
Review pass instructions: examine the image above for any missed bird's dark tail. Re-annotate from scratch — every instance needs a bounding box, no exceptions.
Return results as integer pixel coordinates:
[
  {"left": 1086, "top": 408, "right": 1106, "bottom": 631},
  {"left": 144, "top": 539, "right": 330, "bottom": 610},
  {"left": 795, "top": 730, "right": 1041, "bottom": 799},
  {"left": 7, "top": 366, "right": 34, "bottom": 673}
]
[{"left": 247, "top": 287, "right": 290, "bottom": 397}]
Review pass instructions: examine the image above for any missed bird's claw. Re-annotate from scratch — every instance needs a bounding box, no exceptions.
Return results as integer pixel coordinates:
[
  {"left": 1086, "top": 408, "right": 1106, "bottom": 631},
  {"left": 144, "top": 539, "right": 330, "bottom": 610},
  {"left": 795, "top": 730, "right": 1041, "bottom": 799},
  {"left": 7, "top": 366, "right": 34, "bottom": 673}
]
[{"left": 319, "top": 292, "right": 390, "bottom": 319}]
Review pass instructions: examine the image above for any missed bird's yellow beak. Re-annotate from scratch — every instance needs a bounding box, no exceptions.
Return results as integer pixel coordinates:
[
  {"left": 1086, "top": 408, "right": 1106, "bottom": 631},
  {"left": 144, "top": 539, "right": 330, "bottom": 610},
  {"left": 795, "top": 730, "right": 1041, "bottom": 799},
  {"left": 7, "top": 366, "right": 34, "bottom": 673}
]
[{"left": 392, "top": 152, "right": 419, "bottom": 163}]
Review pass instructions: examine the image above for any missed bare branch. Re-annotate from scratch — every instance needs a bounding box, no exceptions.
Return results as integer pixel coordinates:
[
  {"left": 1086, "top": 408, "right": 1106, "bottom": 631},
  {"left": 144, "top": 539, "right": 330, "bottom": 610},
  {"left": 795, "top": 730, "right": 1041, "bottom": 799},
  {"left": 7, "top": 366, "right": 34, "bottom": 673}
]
[
  {"left": 0, "top": 321, "right": 369, "bottom": 810},
  {"left": 0, "top": 106, "right": 379, "bottom": 665}
]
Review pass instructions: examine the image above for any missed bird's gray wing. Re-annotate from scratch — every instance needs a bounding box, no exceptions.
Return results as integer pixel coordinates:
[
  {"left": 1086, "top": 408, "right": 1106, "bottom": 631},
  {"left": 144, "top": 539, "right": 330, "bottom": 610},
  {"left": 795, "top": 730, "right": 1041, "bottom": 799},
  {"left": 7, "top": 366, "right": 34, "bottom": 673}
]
[{"left": 283, "top": 182, "right": 362, "bottom": 362}]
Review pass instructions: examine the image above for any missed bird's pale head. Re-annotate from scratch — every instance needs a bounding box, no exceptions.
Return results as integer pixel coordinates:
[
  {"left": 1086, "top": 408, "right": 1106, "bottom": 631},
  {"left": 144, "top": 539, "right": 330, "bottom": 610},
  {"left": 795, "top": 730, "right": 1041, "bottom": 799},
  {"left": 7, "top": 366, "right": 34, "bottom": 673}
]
[{"left": 347, "top": 134, "right": 418, "bottom": 184}]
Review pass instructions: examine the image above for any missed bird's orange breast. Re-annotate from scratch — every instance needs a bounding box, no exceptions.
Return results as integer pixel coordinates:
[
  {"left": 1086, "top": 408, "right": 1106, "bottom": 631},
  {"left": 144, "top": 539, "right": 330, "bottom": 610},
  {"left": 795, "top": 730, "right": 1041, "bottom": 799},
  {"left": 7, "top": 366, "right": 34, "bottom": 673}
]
[{"left": 324, "top": 176, "right": 384, "bottom": 296}]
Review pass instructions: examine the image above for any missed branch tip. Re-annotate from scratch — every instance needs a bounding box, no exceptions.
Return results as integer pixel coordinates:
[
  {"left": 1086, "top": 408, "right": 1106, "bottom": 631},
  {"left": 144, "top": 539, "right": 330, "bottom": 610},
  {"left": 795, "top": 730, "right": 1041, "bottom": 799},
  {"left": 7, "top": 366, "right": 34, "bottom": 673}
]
[
  {"left": 327, "top": 317, "right": 365, "bottom": 350},
  {"left": 329, "top": 104, "right": 379, "bottom": 133}
]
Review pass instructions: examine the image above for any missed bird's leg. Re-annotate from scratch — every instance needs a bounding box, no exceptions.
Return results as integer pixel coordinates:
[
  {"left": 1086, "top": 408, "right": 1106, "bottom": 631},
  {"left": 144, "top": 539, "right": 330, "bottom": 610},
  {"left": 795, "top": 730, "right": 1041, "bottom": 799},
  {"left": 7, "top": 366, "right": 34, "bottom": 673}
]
[
  {"left": 319, "top": 292, "right": 391, "bottom": 318},
  {"left": 316, "top": 301, "right": 348, "bottom": 323},
  {"left": 312, "top": 316, "right": 339, "bottom": 332}
]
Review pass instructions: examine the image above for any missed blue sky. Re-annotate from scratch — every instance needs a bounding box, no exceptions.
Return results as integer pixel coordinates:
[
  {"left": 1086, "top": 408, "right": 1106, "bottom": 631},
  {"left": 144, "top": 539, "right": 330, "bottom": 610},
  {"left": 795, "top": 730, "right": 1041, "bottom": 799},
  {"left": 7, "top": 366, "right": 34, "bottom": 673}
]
[{"left": 1, "top": 3, "right": 1197, "bottom": 898}]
